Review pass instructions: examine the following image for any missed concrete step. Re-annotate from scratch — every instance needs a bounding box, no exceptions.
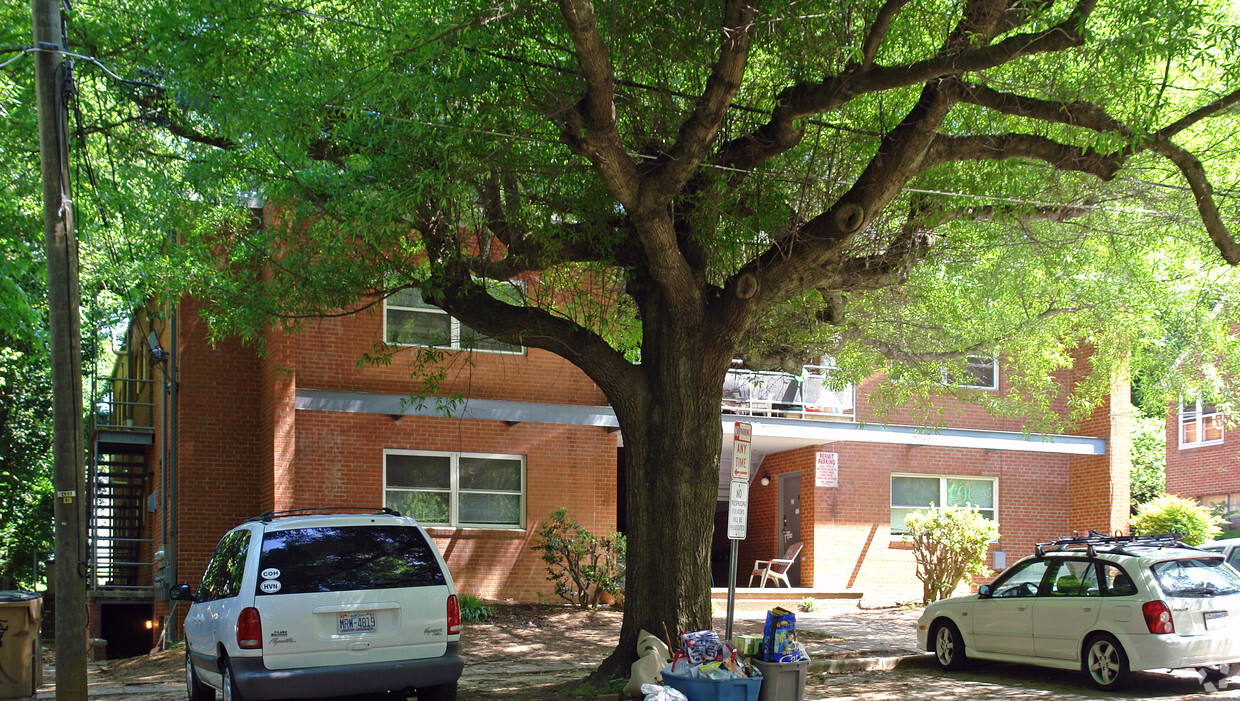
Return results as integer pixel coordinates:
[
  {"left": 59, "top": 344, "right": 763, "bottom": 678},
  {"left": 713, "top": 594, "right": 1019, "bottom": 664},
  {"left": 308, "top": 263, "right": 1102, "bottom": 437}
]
[{"left": 710, "top": 588, "right": 862, "bottom": 613}]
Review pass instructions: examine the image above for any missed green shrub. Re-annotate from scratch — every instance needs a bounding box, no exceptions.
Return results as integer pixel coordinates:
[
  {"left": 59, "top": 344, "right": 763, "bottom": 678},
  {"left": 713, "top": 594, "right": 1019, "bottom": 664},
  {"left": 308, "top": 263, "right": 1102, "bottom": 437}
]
[
  {"left": 799, "top": 597, "right": 818, "bottom": 613},
  {"left": 458, "top": 593, "right": 494, "bottom": 623},
  {"left": 1130, "top": 494, "right": 1224, "bottom": 545},
  {"left": 905, "top": 507, "right": 1000, "bottom": 604},
  {"left": 531, "top": 508, "right": 625, "bottom": 610}
]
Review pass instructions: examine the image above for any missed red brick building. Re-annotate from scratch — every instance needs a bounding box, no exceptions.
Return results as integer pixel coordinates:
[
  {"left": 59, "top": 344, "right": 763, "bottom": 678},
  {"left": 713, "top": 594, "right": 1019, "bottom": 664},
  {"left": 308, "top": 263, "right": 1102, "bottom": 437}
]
[
  {"left": 1165, "top": 395, "right": 1240, "bottom": 530},
  {"left": 86, "top": 289, "right": 1132, "bottom": 654}
]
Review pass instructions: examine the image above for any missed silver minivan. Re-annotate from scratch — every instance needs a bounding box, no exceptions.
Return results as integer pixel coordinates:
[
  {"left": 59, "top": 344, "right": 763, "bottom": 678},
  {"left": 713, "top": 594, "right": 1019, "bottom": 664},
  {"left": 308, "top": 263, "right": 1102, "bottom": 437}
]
[{"left": 171, "top": 508, "right": 462, "bottom": 701}]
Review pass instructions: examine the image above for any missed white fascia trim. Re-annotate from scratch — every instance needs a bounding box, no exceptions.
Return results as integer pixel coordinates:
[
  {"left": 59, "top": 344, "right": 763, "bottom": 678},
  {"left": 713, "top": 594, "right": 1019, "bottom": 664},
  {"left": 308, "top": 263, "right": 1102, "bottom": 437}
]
[
  {"left": 296, "top": 388, "right": 619, "bottom": 428},
  {"left": 723, "top": 417, "right": 1106, "bottom": 456},
  {"left": 296, "top": 389, "right": 1105, "bottom": 455}
]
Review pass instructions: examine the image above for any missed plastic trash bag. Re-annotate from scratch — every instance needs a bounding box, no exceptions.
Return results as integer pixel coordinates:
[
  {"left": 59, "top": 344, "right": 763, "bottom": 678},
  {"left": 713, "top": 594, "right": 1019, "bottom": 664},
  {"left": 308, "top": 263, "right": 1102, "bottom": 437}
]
[{"left": 642, "top": 683, "right": 688, "bottom": 701}]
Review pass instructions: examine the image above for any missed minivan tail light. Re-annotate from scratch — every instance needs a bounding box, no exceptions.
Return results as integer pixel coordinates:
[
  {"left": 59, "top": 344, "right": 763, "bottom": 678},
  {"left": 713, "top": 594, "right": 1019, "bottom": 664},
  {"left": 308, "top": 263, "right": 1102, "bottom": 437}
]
[
  {"left": 1142, "top": 600, "right": 1175, "bottom": 634},
  {"left": 238, "top": 607, "right": 263, "bottom": 649},
  {"left": 447, "top": 594, "right": 461, "bottom": 636}
]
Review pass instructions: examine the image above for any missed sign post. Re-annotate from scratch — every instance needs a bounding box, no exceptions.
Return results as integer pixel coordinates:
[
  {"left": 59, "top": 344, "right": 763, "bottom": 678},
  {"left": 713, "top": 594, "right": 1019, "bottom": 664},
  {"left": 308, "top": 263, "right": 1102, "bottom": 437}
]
[{"left": 725, "top": 422, "right": 752, "bottom": 640}]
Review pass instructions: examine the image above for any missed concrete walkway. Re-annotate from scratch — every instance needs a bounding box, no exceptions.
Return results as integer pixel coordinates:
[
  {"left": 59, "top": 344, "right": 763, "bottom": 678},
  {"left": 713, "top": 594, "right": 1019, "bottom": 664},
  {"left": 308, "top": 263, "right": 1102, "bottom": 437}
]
[{"left": 719, "top": 605, "right": 926, "bottom": 673}]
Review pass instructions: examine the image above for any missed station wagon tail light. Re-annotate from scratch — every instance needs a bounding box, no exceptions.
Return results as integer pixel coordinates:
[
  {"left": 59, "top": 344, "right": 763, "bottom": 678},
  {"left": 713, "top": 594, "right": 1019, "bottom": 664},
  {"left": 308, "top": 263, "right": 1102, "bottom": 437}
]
[
  {"left": 1142, "top": 601, "right": 1175, "bottom": 634},
  {"left": 447, "top": 595, "right": 461, "bottom": 636},
  {"left": 237, "top": 607, "right": 263, "bottom": 649}
]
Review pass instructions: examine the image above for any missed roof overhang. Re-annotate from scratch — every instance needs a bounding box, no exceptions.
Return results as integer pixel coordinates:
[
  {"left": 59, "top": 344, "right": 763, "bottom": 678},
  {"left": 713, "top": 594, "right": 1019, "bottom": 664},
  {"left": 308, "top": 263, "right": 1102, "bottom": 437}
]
[{"left": 296, "top": 389, "right": 1105, "bottom": 457}]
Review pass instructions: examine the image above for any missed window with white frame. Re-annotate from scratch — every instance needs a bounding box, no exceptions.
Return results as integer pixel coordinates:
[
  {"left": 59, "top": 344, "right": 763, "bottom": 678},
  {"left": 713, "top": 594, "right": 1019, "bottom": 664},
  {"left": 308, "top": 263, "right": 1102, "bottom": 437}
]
[
  {"left": 945, "top": 355, "right": 998, "bottom": 390},
  {"left": 890, "top": 474, "right": 997, "bottom": 535},
  {"left": 1180, "top": 397, "right": 1223, "bottom": 447},
  {"left": 384, "top": 286, "right": 524, "bottom": 354},
  {"left": 385, "top": 451, "right": 525, "bottom": 528}
]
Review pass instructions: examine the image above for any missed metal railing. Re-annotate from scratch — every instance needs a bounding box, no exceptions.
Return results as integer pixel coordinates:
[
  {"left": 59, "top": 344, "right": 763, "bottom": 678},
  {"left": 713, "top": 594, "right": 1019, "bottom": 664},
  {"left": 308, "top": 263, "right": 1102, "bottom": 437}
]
[
  {"left": 94, "top": 376, "right": 158, "bottom": 432},
  {"left": 722, "top": 364, "right": 854, "bottom": 420}
]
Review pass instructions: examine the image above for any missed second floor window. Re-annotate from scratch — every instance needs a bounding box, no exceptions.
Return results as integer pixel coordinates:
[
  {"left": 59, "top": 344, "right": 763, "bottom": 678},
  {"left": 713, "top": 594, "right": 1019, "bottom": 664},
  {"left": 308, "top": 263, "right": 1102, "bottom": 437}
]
[
  {"left": 944, "top": 355, "right": 998, "bottom": 390},
  {"left": 1180, "top": 397, "right": 1223, "bottom": 447},
  {"left": 384, "top": 287, "right": 523, "bottom": 354}
]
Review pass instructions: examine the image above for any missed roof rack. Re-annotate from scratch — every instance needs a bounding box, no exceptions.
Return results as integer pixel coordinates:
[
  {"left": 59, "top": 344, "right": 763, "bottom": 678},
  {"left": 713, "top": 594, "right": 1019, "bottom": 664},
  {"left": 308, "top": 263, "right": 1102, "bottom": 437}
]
[
  {"left": 246, "top": 507, "right": 401, "bottom": 524},
  {"left": 1034, "top": 530, "right": 1194, "bottom": 558}
]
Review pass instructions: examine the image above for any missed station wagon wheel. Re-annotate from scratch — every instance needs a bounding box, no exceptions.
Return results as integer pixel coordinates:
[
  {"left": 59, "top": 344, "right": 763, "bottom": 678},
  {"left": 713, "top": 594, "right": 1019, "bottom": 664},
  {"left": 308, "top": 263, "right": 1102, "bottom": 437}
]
[
  {"left": 1083, "top": 633, "right": 1129, "bottom": 690},
  {"left": 932, "top": 620, "right": 967, "bottom": 670},
  {"left": 223, "top": 662, "right": 246, "bottom": 701},
  {"left": 186, "top": 651, "right": 215, "bottom": 701}
]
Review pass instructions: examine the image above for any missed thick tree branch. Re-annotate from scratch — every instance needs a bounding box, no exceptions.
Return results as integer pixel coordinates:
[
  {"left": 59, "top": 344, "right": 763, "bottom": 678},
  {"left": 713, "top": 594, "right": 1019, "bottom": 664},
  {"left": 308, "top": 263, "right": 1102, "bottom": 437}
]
[
  {"left": 951, "top": 80, "right": 1240, "bottom": 264},
  {"left": 925, "top": 133, "right": 1121, "bottom": 180},
  {"left": 859, "top": 0, "right": 911, "bottom": 69},
  {"left": 1146, "top": 140, "right": 1240, "bottom": 265},
  {"left": 557, "top": 0, "right": 640, "bottom": 206},
  {"left": 715, "top": 0, "right": 1097, "bottom": 174},
  {"left": 416, "top": 233, "right": 641, "bottom": 397},
  {"left": 642, "top": 0, "right": 755, "bottom": 203}
]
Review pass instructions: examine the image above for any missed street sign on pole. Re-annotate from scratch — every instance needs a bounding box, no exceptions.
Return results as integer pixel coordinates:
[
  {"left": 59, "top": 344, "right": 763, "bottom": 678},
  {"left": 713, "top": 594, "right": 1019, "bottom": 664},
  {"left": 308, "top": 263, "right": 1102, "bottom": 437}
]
[
  {"left": 727, "top": 479, "right": 748, "bottom": 540},
  {"left": 731, "top": 421, "right": 751, "bottom": 481}
]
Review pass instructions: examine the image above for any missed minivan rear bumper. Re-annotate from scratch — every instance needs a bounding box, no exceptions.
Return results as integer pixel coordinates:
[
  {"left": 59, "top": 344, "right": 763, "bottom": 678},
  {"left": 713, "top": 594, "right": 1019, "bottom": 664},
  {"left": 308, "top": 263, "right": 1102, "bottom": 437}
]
[{"left": 230, "top": 642, "right": 463, "bottom": 699}]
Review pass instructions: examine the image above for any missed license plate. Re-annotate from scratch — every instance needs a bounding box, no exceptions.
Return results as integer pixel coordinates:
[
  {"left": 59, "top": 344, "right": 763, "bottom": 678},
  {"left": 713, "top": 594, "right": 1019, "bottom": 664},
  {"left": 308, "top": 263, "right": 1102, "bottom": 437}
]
[
  {"left": 1204, "top": 611, "right": 1229, "bottom": 630},
  {"left": 338, "top": 612, "right": 377, "bottom": 634}
]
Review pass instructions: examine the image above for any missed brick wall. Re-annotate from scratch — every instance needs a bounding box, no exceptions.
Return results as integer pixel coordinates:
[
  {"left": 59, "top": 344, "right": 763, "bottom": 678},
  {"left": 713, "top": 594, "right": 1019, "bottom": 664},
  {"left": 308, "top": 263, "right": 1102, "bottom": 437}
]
[
  {"left": 733, "top": 442, "right": 1075, "bottom": 602},
  {"left": 174, "top": 299, "right": 265, "bottom": 596},
  {"left": 1165, "top": 402, "right": 1240, "bottom": 501},
  {"left": 291, "top": 305, "right": 606, "bottom": 406},
  {"left": 292, "top": 410, "right": 619, "bottom": 600}
]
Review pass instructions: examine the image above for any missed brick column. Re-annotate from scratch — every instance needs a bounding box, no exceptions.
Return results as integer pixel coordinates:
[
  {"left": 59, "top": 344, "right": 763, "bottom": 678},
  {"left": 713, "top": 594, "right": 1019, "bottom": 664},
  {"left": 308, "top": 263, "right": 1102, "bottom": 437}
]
[{"left": 1067, "top": 349, "right": 1132, "bottom": 535}]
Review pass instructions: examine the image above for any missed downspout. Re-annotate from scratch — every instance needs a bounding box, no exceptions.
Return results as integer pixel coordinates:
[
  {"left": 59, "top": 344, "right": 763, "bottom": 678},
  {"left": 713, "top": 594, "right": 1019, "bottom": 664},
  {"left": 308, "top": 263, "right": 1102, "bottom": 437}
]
[{"left": 167, "top": 263, "right": 180, "bottom": 644}]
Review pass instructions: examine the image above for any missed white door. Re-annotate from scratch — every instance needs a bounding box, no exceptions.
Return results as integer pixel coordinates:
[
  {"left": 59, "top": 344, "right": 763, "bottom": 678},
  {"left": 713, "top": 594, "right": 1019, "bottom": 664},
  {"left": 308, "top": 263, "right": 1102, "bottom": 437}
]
[
  {"left": 972, "top": 558, "right": 1052, "bottom": 655},
  {"left": 1033, "top": 559, "right": 1102, "bottom": 660}
]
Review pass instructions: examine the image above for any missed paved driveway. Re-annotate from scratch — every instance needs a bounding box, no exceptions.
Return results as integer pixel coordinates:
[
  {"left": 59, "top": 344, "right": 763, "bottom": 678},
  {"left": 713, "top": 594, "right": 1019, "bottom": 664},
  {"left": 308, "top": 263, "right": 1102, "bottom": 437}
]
[{"left": 806, "top": 656, "right": 1240, "bottom": 700}]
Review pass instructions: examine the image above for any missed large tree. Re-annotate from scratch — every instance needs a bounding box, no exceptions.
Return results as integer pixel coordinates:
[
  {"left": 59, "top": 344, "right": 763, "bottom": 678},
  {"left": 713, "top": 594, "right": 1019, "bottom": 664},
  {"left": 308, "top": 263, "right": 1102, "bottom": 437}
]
[{"left": 14, "top": 0, "right": 1240, "bottom": 676}]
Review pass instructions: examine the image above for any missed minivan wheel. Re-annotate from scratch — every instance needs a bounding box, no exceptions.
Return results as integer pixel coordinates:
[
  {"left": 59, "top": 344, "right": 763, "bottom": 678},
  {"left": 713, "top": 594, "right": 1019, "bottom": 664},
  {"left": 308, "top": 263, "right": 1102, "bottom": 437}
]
[
  {"left": 1083, "top": 633, "right": 1130, "bottom": 690},
  {"left": 186, "top": 652, "right": 215, "bottom": 701},
  {"left": 417, "top": 681, "right": 458, "bottom": 701},
  {"left": 222, "top": 663, "right": 245, "bottom": 701},
  {"left": 932, "top": 620, "right": 967, "bottom": 670}
]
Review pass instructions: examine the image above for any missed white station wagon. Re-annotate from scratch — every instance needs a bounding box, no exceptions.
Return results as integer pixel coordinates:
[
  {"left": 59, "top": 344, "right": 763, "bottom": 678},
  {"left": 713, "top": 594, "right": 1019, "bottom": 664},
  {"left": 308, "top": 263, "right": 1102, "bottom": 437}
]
[
  {"left": 917, "top": 533, "right": 1240, "bottom": 689},
  {"left": 171, "top": 509, "right": 463, "bottom": 701}
]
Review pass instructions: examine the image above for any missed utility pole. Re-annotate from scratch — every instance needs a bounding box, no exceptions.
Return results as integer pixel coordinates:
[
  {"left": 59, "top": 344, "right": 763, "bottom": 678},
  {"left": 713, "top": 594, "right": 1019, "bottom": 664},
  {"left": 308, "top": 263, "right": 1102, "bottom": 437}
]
[{"left": 33, "top": 0, "right": 89, "bottom": 697}]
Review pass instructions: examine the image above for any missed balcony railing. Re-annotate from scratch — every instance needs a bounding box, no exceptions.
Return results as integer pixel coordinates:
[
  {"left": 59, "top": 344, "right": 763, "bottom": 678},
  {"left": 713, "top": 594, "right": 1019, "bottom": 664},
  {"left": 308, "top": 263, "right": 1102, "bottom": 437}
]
[
  {"left": 94, "top": 376, "right": 158, "bottom": 432},
  {"left": 722, "top": 364, "right": 854, "bottom": 420}
]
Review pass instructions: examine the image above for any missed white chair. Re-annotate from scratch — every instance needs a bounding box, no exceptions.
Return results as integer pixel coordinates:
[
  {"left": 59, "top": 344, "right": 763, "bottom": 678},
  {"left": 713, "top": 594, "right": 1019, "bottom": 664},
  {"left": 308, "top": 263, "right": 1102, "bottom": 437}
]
[{"left": 748, "top": 542, "right": 803, "bottom": 587}]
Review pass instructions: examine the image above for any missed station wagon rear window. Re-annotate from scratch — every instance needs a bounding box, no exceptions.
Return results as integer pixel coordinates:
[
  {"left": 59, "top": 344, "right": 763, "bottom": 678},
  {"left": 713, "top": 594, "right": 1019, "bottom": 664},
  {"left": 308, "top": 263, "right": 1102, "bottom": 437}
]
[
  {"left": 256, "top": 525, "right": 446, "bottom": 595},
  {"left": 1151, "top": 557, "right": 1240, "bottom": 598}
]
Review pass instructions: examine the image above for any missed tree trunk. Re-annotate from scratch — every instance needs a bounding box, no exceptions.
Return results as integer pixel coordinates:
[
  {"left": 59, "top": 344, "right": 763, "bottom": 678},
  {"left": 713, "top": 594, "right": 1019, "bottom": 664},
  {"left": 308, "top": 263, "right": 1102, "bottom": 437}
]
[{"left": 593, "top": 324, "right": 732, "bottom": 679}]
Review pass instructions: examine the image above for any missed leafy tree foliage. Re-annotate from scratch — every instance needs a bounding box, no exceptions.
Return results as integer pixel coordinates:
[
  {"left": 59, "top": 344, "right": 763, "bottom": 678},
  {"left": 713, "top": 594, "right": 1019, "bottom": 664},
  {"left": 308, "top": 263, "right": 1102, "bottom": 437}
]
[
  {"left": 905, "top": 507, "right": 1001, "bottom": 603},
  {"left": 4, "top": 0, "right": 1240, "bottom": 675},
  {"left": 1130, "top": 415, "right": 1167, "bottom": 507}
]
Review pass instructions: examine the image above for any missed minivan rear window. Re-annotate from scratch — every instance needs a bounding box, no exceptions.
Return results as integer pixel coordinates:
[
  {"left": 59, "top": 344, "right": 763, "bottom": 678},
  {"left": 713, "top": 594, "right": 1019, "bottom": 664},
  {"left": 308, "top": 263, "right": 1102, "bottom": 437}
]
[
  {"left": 1151, "top": 557, "right": 1240, "bottom": 598},
  {"left": 257, "top": 525, "right": 446, "bottom": 595}
]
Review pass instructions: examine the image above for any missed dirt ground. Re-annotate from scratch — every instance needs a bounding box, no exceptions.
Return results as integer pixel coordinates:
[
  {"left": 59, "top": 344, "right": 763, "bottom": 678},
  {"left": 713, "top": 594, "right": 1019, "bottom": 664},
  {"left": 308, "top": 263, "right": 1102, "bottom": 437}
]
[{"left": 71, "top": 602, "right": 850, "bottom": 700}]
